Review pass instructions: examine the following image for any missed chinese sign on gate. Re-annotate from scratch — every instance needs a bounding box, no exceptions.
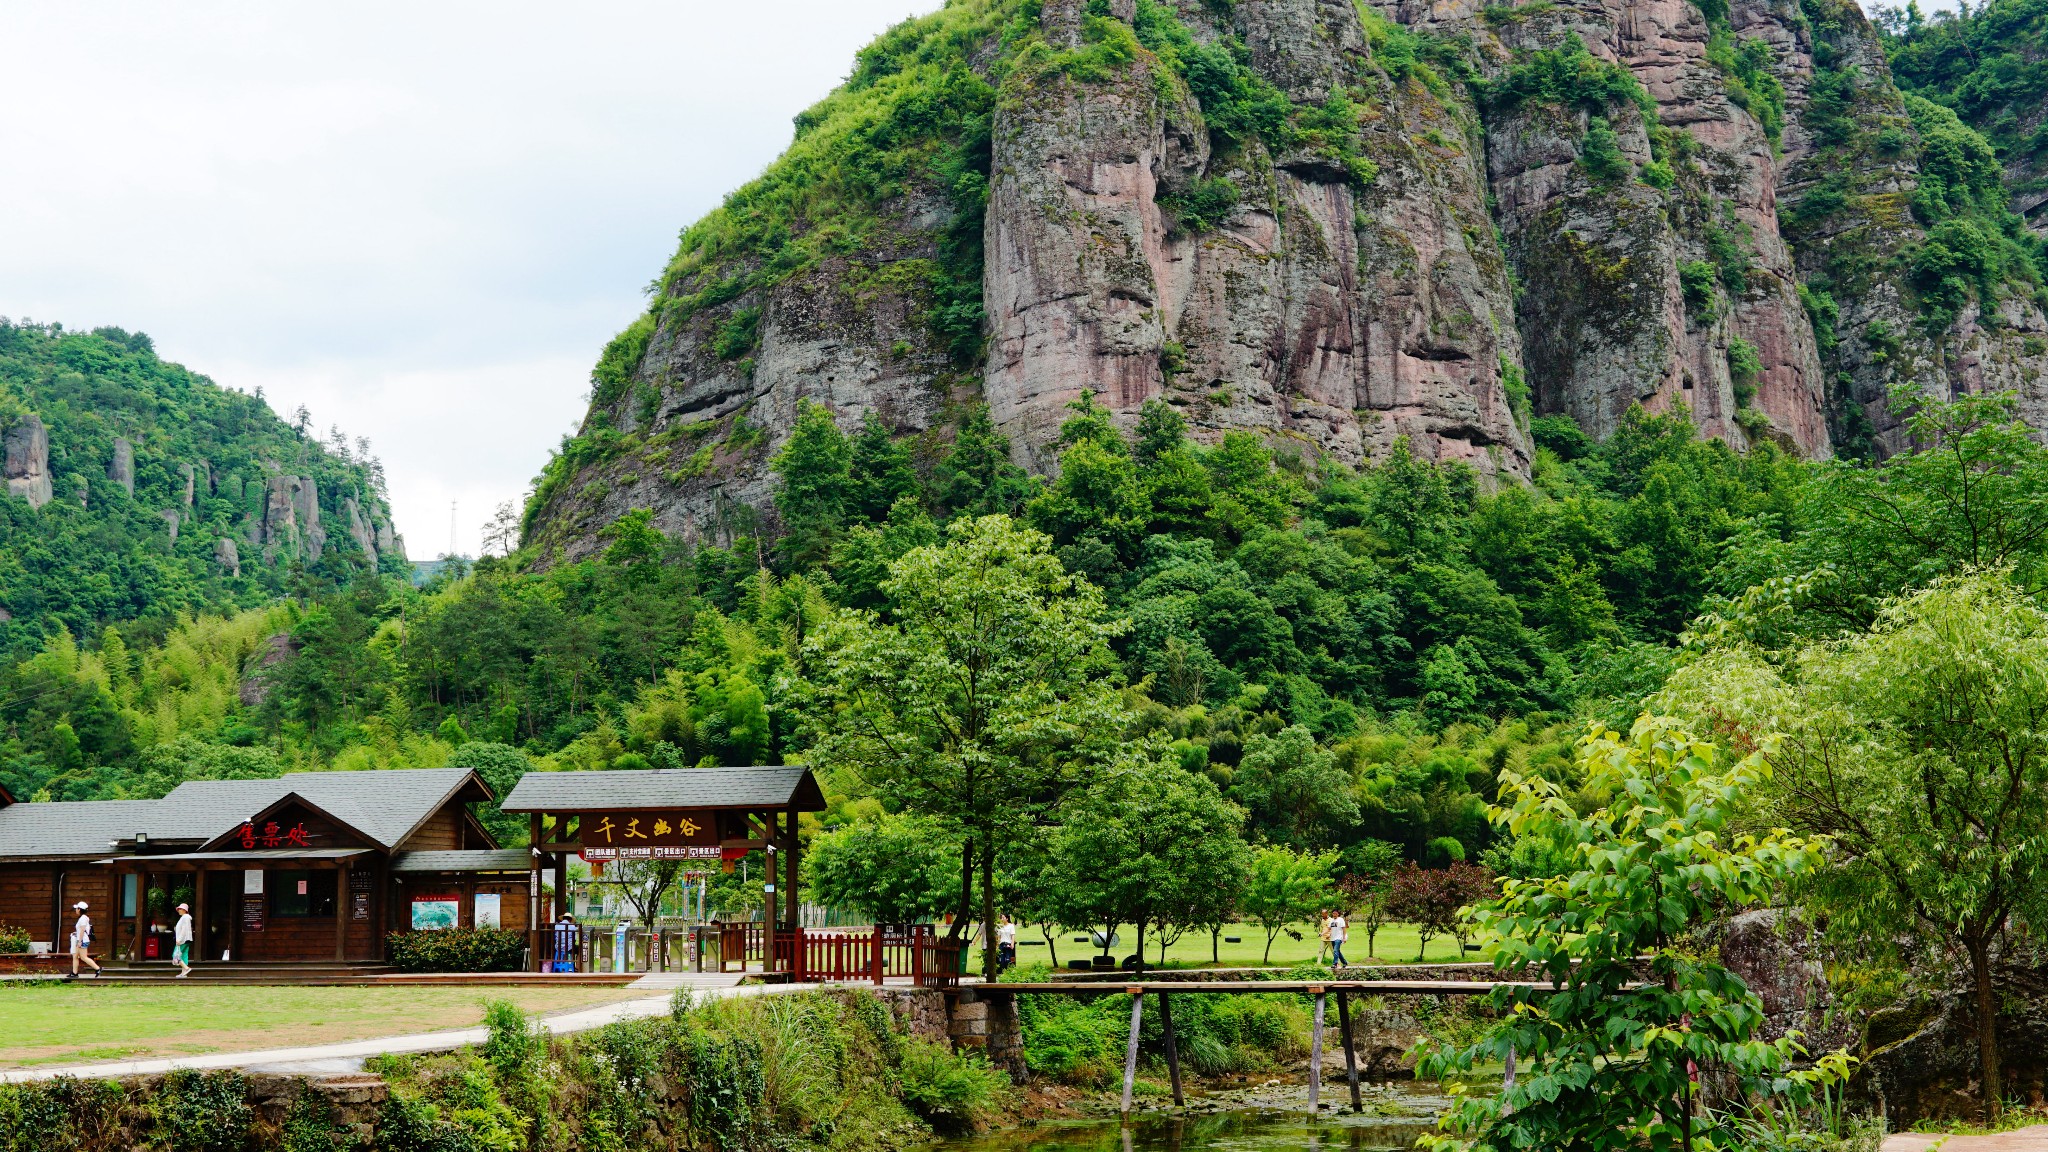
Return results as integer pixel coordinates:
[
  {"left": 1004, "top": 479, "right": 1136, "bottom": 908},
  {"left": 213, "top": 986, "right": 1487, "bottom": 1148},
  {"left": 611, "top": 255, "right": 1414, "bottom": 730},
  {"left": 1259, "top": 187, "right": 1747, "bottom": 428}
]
[{"left": 579, "top": 810, "right": 721, "bottom": 861}]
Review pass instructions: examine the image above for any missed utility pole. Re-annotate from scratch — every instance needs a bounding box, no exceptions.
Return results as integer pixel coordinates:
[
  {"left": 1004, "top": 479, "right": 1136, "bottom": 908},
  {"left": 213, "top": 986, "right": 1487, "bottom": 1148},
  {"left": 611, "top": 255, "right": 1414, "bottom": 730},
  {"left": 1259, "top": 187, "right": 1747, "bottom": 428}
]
[{"left": 449, "top": 501, "right": 457, "bottom": 558}]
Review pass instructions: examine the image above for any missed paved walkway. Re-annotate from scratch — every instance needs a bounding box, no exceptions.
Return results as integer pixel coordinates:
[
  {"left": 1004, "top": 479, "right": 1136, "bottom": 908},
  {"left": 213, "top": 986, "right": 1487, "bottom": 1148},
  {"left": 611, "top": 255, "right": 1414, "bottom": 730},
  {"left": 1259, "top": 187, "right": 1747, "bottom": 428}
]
[
  {"left": 0, "top": 972, "right": 800, "bottom": 1084},
  {"left": 1885, "top": 1127, "right": 2048, "bottom": 1151}
]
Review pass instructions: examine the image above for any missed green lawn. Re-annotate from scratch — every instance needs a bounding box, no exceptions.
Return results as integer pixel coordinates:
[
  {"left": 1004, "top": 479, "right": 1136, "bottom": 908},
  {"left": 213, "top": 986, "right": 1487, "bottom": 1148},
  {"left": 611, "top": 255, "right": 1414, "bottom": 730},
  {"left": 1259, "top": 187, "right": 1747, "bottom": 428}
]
[
  {"left": 1008, "top": 920, "right": 1487, "bottom": 970},
  {"left": 0, "top": 984, "right": 645, "bottom": 1068}
]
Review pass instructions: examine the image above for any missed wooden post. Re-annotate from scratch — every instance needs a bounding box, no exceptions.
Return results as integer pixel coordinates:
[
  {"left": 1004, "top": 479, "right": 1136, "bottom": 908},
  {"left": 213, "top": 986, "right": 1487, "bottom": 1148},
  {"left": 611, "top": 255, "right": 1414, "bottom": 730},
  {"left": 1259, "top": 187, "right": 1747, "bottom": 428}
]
[
  {"left": 529, "top": 813, "right": 543, "bottom": 972},
  {"left": 784, "top": 806, "right": 799, "bottom": 940},
  {"left": 336, "top": 858, "right": 350, "bottom": 962},
  {"left": 193, "top": 868, "right": 209, "bottom": 968},
  {"left": 1121, "top": 989, "right": 1145, "bottom": 1116},
  {"left": 1337, "top": 989, "right": 1361, "bottom": 1112},
  {"left": 1309, "top": 989, "right": 1326, "bottom": 1113},
  {"left": 871, "top": 924, "right": 884, "bottom": 985},
  {"left": 132, "top": 868, "right": 146, "bottom": 964},
  {"left": 1159, "top": 991, "right": 1184, "bottom": 1106},
  {"left": 1503, "top": 1044, "right": 1517, "bottom": 1116}
]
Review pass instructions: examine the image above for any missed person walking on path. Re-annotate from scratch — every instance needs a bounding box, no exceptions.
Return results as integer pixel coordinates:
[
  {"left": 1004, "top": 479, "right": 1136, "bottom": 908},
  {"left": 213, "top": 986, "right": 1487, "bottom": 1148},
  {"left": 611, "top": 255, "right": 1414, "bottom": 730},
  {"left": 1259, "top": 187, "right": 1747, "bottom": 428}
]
[
  {"left": 69, "top": 901, "right": 100, "bottom": 979},
  {"left": 1317, "top": 910, "right": 1333, "bottom": 965},
  {"left": 996, "top": 915, "right": 1017, "bottom": 973},
  {"left": 173, "top": 902, "right": 194, "bottom": 977},
  {"left": 1326, "top": 910, "right": 1349, "bottom": 968}
]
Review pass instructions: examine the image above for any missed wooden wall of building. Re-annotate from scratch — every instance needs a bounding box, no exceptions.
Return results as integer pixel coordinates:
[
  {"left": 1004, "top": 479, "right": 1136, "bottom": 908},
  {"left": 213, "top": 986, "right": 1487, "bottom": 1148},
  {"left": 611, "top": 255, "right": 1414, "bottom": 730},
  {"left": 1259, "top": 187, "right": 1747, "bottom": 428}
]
[{"left": 0, "top": 865, "right": 59, "bottom": 947}]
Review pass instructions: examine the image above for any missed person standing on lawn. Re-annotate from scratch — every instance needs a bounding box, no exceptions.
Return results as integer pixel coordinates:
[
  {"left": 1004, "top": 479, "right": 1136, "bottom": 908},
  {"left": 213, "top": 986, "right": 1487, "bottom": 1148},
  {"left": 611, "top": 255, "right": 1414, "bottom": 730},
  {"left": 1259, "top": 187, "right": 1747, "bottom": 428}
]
[
  {"left": 996, "top": 915, "right": 1017, "bottom": 972},
  {"left": 173, "top": 902, "right": 194, "bottom": 977},
  {"left": 1326, "top": 910, "right": 1349, "bottom": 968},
  {"left": 69, "top": 901, "right": 100, "bottom": 979}
]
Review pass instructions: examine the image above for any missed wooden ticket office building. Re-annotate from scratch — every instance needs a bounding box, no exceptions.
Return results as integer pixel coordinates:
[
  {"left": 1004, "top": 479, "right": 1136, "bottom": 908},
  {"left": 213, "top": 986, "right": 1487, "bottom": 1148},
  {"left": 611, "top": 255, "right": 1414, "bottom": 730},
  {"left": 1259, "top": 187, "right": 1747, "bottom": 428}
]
[
  {"left": 0, "top": 765, "right": 539, "bottom": 964},
  {"left": 501, "top": 764, "right": 826, "bottom": 971}
]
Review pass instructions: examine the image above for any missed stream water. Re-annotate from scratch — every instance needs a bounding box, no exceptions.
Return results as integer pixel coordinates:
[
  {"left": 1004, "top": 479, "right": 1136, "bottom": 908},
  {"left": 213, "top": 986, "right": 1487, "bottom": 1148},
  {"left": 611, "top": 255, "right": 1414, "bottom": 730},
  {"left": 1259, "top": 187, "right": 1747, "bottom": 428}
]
[{"left": 922, "top": 1081, "right": 1461, "bottom": 1152}]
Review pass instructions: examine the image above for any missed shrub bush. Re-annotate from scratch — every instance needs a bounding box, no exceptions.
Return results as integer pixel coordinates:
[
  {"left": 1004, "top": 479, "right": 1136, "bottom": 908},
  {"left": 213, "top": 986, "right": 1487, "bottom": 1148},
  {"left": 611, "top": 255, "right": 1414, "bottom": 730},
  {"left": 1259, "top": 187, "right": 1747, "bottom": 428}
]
[
  {"left": 892, "top": 1039, "right": 1010, "bottom": 1135},
  {"left": 384, "top": 929, "right": 526, "bottom": 973},
  {"left": 0, "top": 924, "right": 29, "bottom": 954},
  {"left": 158, "top": 1069, "right": 253, "bottom": 1152}
]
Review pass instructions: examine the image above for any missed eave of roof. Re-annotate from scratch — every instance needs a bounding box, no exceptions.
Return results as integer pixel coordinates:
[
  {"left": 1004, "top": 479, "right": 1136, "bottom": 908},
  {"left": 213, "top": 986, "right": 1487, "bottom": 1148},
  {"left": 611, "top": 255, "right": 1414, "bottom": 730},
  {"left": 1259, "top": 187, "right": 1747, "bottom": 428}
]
[{"left": 499, "top": 765, "right": 826, "bottom": 814}]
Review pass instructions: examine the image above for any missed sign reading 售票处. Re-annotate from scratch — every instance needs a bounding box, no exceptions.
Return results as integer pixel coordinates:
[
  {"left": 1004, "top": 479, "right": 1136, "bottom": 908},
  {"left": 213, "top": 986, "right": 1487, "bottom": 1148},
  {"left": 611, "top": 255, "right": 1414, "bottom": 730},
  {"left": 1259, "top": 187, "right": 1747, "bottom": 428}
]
[{"left": 580, "top": 810, "right": 721, "bottom": 861}]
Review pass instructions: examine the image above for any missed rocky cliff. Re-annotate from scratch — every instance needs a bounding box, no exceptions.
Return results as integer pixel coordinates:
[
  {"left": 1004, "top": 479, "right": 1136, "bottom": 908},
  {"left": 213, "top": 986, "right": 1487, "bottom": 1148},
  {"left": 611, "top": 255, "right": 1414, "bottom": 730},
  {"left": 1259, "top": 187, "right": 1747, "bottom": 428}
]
[{"left": 523, "top": 0, "right": 2048, "bottom": 561}]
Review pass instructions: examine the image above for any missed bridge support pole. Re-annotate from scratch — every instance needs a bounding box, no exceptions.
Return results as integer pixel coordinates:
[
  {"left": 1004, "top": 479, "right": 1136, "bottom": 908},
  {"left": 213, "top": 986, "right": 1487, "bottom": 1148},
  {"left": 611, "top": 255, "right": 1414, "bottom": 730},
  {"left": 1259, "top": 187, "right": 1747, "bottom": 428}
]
[
  {"left": 1503, "top": 1044, "right": 1517, "bottom": 1115},
  {"left": 1337, "top": 989, "right": 1361, "bottom": 1112},
  {"left": 1121, "top": 988, "right": 1144, "bottom": 1116},
  {"left": 1159, "top": 991, "right": 1183, "bottom": 1106},
  {"left": 1308, "top": 989, "right": 1325, "bottom": 1113}
]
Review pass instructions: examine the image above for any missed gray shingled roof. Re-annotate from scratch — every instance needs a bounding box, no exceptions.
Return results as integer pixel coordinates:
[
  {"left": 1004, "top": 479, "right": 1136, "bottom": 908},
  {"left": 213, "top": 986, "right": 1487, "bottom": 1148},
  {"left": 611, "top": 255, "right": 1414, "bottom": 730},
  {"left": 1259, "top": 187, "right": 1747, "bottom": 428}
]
[
  {"left": 500, "top": 765, "right": 825, "bottom": 813},
  {"left": 0, "top": 766, "right": 486, "bottom": 861},
  {"left": 146, "top": 766, "right": 483, "bottom": 849},
  {"left": 0, "top": 800, "right": 167, "bottom": 860},
  {"left": 391, "top": 849, "right": 533, "bottom": 873}
]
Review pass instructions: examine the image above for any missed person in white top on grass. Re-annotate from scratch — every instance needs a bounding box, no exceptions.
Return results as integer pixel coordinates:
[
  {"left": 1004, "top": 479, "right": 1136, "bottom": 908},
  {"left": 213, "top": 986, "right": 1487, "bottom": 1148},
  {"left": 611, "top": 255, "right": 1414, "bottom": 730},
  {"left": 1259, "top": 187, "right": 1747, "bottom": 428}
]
[
  {"left": 1326, "top": 910, "right": 1350, "bottom": 968},
  {"left": 69, "top": 901, "right": 100, "bottom": 979},
  {"left": 996, "top": 915, "right": 1018, "bottom": 972},
  {"left": 173, "top": 901, "right": 194, "bottom": 977}
]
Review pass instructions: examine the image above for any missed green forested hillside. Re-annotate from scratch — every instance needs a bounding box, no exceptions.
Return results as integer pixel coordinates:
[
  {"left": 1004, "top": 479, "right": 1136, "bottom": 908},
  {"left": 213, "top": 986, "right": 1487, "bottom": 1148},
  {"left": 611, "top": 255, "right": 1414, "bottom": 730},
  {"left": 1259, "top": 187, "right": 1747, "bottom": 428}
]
[
  {"left": 1881, "top": 0, "right": 2048, "bottom": 217},
  {"left": 10, "top": 379, "right": 2030, "bottom": 872},
  {"left": 0, "top": 320, "right": 406, "bottom": 667}
]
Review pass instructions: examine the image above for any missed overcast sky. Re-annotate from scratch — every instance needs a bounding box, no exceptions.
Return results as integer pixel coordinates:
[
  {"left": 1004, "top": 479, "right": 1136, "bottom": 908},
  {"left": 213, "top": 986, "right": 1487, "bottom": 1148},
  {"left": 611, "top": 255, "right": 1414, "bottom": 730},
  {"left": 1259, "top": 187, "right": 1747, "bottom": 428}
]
[{"left": 0, "top": 1, "right": 943, "bottom": 558}]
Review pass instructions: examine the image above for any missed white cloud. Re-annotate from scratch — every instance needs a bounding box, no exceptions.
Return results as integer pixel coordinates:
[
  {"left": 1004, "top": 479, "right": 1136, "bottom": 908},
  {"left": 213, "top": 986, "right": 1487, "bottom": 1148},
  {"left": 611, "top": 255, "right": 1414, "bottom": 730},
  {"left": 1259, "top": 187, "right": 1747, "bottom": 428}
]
[{"left": 0, "top": 0, "right": 942, "bottom": 556}]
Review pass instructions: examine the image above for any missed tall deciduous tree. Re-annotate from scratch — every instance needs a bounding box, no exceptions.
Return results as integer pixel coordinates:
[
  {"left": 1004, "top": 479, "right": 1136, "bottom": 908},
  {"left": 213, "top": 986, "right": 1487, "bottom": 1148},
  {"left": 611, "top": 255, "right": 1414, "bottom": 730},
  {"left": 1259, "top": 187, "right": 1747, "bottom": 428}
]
[
  {"left": 801, "top": 515, "right": 1128, "bottom": 978},
  {"left": 1666, "top": 571, "right": 2048, "bottom": 1120},
  {"left": 1419, "top": 715, "right": 1838, "bottom": 1151},
  {"left": 1044, "top": 756, "right": 1250, "bottom": 971}
]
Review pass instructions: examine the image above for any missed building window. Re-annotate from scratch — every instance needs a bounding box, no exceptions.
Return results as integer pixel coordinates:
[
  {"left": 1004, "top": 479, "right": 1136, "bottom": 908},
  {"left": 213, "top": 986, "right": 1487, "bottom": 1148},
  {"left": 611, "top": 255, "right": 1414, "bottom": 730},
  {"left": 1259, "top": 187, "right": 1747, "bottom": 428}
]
[
  {"left": 121, "top": 875, "right": 138, "bottom": 919},
  {"left": 271, "top": 871, "right": 337, "bottom": 918}
]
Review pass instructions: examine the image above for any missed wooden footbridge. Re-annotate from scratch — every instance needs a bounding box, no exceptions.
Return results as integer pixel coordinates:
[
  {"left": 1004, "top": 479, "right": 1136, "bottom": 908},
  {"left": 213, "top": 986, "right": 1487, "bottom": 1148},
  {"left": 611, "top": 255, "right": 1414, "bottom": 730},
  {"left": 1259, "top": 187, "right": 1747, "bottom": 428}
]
[{"left": 993, "top": 978, "right": 1535, "bottom": 1116}]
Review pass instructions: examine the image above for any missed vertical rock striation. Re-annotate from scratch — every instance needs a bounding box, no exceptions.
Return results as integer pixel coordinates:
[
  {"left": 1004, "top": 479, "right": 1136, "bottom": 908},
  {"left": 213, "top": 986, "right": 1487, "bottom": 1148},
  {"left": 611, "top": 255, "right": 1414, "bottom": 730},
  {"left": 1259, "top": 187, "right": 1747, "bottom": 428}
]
[
  {"left": 520, "top": 0, "right": 2048, "bottom": 561},
  {"left": 3, "top": 414, "right": 53, "bottom": 509}
]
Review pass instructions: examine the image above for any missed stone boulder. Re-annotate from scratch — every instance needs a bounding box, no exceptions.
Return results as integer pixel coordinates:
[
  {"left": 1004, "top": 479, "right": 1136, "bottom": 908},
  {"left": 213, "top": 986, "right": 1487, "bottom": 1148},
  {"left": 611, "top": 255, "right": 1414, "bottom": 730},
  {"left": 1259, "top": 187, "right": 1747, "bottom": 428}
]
[
  {"left": 3, "top": 414, "right": 52, "bottom": 508},
  {"left": 1719, "top": 908, "right": 1857, "bottom": 1053},
  {"left": 108, "top": 436, "right": 134, "bottom": 496},
  {"left": 215, "top": 536, "right": 242, "bottom": 578},
  {"left": 239, "top": 631, "right": 296, "bottom": 706},
  {"left": 1853, "top": 966, "right": 2048, "bottom": 1125}
]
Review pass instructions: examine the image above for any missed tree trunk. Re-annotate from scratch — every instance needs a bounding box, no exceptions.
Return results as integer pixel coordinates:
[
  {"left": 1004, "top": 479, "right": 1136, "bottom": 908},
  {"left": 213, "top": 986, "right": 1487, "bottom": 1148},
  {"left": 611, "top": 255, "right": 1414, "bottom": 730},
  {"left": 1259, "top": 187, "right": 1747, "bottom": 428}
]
[
  {"left": 1043, "top": 924, "right": 1059, "bottom": 968},
  {"left": 1134, "top": 920, "right": 1146, "bottom": 976},
  {"left": 1212, "top": 926, "right": 1220, "bottom": 964},
  {"left": 949, "top": 839, "right": 973, "bottom": 944},
  {"left": 1969, "top": 935, "right": 2002, "bottom": 1122},
  {"left": 1367, "top": 925, "right": 1377, "bottom": 960},
  {"left": 979, "top": 836, "right": 997, "bottom": 981}
]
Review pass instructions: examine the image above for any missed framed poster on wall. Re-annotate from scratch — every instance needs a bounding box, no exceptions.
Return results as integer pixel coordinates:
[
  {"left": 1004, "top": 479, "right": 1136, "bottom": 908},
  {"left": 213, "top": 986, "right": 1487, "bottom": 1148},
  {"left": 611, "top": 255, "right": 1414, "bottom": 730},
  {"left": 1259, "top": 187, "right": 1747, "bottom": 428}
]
[
  {"left": 474, "top": 893, "right": 501, "bottom": 931},
  {"left": 410, "top": 896, "right": 459, "bottom": 931}
]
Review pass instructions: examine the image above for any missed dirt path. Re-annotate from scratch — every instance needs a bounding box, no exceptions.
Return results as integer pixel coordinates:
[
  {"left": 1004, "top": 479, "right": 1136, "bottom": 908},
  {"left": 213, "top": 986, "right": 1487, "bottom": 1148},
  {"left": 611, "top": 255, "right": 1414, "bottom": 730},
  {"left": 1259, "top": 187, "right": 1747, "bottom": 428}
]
[{"left": 1885, "top": 1127, "right": 2048, "bottom": 1151}]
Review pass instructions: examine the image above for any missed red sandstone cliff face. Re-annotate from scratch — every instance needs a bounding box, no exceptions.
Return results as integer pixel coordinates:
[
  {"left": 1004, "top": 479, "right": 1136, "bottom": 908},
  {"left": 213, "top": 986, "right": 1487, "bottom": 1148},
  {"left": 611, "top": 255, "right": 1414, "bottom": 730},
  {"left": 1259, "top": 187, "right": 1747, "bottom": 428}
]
[{"left": 521, "top": 0, "right": 2046, "bottom": 562}]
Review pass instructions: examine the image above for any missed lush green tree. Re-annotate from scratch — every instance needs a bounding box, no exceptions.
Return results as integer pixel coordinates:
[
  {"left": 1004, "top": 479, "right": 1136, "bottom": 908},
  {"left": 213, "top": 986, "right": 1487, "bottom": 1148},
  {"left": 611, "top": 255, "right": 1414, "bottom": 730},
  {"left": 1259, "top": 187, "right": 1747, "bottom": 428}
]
[
  {"left": 447, "top": 742, "right": 535, "bottom": 848},
  {"left": 1044, "top": 756, "right": 1250, "bottom": 970},
  {"left": 771, "top": 400, "right": 853, "bottom": 570},
  {"left": 1418, "top": 715, "right": 1838, "bottom": 1151},
  {"left": 1335, "top": 838, "right": 1403, "bottom": 959},
  {"left": 1665, "top": 570, "right": 2048, "bottom": 1119},
  {"left": 801, "top": 515, "right": 1129, "bottom": 977},
  {"left": 1230, "top": 724, "right": 1359, "bottom": 845},
  {"left": 1240, "top": 845, "right": 1333, "bottom": 964},
  {"left": 806, "top": 812, "right": 958, "bottom": 925},
  {"left": 846, "top": 411, "right": 920, "bottom": 523}
]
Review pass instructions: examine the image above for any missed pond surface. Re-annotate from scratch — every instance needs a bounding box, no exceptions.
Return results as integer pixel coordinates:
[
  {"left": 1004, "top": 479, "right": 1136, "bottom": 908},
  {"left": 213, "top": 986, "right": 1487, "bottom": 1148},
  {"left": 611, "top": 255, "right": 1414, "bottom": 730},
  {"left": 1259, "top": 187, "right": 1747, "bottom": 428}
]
[{"left": 925, "top": 1082, "right": 1458, "bottom": 1152}]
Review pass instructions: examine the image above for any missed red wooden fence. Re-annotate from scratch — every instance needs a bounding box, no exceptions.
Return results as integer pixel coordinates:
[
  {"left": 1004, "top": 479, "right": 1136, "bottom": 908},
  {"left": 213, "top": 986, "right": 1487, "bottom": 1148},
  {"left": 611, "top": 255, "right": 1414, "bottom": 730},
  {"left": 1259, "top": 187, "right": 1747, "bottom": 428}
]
[{"left": 774, "top": 925, "right": 963, "bottom": 987}]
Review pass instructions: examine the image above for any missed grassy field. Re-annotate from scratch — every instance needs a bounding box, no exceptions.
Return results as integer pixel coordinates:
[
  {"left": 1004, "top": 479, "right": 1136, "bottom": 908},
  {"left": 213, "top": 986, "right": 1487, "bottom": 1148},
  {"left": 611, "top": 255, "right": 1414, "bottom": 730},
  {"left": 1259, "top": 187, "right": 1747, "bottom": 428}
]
[
  {"left": 0, "top": 983, "right": 647, "bottom": 1068},
  {"left": 1012, "top": 920, "right": 1488, "bottom": 970}
]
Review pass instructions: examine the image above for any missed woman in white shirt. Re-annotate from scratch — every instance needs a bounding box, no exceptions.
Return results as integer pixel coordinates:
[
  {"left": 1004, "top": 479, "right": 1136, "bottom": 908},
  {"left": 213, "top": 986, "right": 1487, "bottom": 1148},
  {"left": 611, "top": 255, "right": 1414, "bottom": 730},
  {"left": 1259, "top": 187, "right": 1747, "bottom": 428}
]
[
  {"left": 173, "top": 902, "right": 195, "bottom": 977},
  {"left": 69, "top": 901, "right": 100, "bottom": 979},
  {"left": 1326, "top": 911, "right": 1349, "bottom": 968}
]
